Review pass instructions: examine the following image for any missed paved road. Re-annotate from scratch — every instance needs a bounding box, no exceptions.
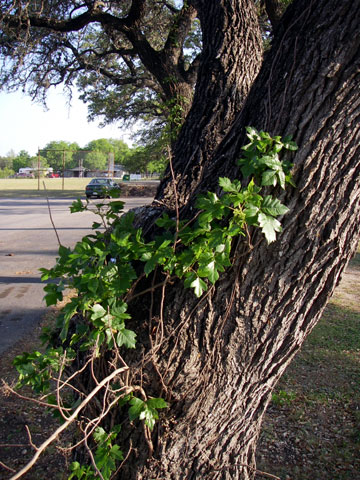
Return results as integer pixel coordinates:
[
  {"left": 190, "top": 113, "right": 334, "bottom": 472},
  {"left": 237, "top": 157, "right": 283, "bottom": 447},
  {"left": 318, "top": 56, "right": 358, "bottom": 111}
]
[{"left": 0, "top": 197, "right": 153, "bottom": 354}]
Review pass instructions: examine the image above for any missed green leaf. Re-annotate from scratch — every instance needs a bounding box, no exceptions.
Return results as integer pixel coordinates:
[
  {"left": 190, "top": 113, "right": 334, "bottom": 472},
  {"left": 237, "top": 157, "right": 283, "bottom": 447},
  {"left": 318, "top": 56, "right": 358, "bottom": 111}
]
[
  {"left": 92, "top": 222, "right": 102, "bottom": 230},
  {"left": 190, "top": 276, "right": 208, "bottom": 297},
  {"left": 258, "top": 213, "right": 283, "bottom": 244},
  {"left": 261, "top": 196, "right": 289, "bottom": 216},
  {"left": 109, "top": 444, "right": 123, "bottom": 460},
  {"left": 146, "top": 397, "right": 168, "bottom": 409},
  {"left": 282, "top": 136, "right": 298, "bottom": 151},
  {"left": 43, "top": 283, "right": 64, "bottom": 306},
  {"left": 219, "top": 177, "right": 239, "bottom": 193},
  {"left": 144, "top": 253, "right": 162, "bottom": 275},
  {"left": 128, "top": 397, "right": 144, "bottom": 421},
  {"left": 91, "top": 304, "right": 106, "bottom": 320},
  {"left": 261, "top": 169, "right": 277, "bottom": 186},
  {"left": 197, "top": 258, "right": 219, "bottom": 284},
  {"left": 155, "top": 213, "right": 176, "bottom": 229},
  {"left": 93, "top": 427, "right": 107, "bottom": 443},
  {"left": 140, "top": 406, "right": 157, "bottom": 431},
  {"left": 108, "top": 200, "right": 125, "bottom": 213},
  {"left": 70, "top": 199, "right": 86, "bottom": 213},
  {"left": 88, "top": 277, "right": 99, "bottom": 293},
  {"left": 116, "top": 328, "right": 137, "bottom": 349}
]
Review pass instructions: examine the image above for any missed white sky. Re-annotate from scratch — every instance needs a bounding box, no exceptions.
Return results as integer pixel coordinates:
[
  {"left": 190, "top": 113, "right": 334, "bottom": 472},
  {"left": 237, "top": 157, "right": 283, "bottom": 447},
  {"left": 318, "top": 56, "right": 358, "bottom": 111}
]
[{"left": 0, "top": 89, "right": 133, "bottom": 157}]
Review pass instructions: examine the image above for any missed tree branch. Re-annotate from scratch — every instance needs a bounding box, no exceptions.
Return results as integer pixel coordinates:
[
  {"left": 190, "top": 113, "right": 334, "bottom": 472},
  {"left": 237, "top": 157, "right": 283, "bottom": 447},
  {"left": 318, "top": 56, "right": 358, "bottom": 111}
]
[{"left": 9, "top": 366, "right": 129, "bottom": 480}]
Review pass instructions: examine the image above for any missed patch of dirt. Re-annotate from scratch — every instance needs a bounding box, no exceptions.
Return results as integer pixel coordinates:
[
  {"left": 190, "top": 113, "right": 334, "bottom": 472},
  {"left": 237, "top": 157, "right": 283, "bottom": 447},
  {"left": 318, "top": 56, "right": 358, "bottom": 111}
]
[
  {"left": 0, "top": 313, "right": 70, "bottom": 479},
  {"left": 119, "top": 183, "right": 158, "bottom": 197}
]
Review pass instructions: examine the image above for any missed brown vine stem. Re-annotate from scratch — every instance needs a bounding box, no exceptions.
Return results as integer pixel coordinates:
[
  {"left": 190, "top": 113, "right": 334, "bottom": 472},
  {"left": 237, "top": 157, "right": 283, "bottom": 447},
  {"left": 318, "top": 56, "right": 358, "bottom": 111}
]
[
  {"left": 0, "top": 460, "right": 16, "bottom": 473},
  {"left": 9, "top": 366, "right": 128, "bottom": 480},
  {"left": 1, "top": 381, "right": 72, "bottom": 411},
  {"left": 42, "top": 181, "right": 62, "bottom": 247},
  {"left": 167, "top": 144, "right": 180, "bottom": 241}
]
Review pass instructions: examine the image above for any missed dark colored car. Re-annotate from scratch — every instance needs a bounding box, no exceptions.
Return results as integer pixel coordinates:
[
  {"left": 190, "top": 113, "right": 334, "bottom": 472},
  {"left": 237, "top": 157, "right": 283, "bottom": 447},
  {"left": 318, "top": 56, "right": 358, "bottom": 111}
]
[{"left": 85, "top": 178, "right": 121, "bottom": 198}]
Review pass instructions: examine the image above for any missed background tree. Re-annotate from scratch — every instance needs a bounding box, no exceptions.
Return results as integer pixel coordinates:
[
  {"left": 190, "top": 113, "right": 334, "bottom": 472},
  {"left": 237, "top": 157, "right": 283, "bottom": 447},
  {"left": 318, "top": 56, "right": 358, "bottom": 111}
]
[
  {"left": 0, "top": 153, "right": 14, "bottom": 170},
  {"left": 12, "top": 149, "right": 32, "bottom": 172},
  {"left": 109, "top": 138, "right": 132, "bottom": 165},
  {"left": 40, "top": 140, "right": 79, "bottom": 170},
  {"left": 120, "top": 144, "right": 155, "bottom": 174},
  {"left": 84, "top": 137, "right": 133, "bottom": 170},
  {"left": 1, "top": 1, "right": 359, "bottom": 480},
  {"left": 83, "top": 149, "right": 107, "bottom": 171}
]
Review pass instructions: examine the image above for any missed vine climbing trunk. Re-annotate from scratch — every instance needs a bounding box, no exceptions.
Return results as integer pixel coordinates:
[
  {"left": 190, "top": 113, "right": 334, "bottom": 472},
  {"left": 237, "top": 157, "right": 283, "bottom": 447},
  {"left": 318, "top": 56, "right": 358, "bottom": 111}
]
[{"left": 119, "top": 0, "right": 360, "bottom": 478}]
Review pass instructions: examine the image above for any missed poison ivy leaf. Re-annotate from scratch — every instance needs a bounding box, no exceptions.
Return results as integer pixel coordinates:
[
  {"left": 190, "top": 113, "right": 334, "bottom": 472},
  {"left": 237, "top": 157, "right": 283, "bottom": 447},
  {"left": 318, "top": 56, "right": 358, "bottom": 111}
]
[
  {"left": 261, "top": 196, "right": 289, "bottom": 217},
  {"left": 261, "top": 169, "right": 277, "bottom": 186},
  {"left": 258, "top": 212, "right": 282, "bottom": 244},
  {"left": 129, "top": 397, "right": 144, "bottom": 421},
  {"left": 116, "top": 328, "right": 137, "bottom": 349},
  {"left": 219, "top": 177, "right": 239, "bottom": 193},
  {"left": 146, "top": 398, "right": 168, "bottom": 410},
  {"left": 190, "top": 276, "right": 208, "bottom": 297},
  {"left": 155, "top": 213, "right": 176, "bottom": 229},
  {"left": 198, "top": 258, "right": 219, "bottom": 284},
  {"left": 282, "top": 136, "right": 298, "bottom": 151},
  {"left": 91, "top": 304, "right": 106, "bottom": 320}
]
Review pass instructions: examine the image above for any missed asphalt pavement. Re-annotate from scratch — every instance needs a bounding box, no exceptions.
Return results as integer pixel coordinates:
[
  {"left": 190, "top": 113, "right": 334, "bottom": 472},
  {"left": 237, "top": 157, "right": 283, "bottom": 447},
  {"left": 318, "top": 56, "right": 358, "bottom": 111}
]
[{"left": 0, "top": 196, "right": 153, "bottom": 354}]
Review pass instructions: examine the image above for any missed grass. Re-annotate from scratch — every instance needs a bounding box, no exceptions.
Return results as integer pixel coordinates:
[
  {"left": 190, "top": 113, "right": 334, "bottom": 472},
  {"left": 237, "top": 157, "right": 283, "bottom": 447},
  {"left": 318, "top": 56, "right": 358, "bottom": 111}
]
[
  {"left": 257, "top": 249, "right": 360, "bottom": 479},
  {"left": 0, "top": 178, "right": 90, "bottom": 198}
]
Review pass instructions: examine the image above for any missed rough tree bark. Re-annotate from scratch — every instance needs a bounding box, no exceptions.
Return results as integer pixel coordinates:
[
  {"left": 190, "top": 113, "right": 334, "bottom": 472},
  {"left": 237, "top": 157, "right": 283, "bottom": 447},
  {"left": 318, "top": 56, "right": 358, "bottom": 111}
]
[
  {"left": 118, "top": 0, "right": 360, "bottom": 478},
  {"left": 157, "top": 0, "right": 263, "bottom": 207}
]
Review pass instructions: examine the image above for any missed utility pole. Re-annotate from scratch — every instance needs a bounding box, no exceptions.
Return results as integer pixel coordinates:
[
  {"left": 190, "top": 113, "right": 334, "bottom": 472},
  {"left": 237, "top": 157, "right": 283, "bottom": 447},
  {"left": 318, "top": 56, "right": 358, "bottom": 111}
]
[
  {"left": 62, "top": 150, "right": 65, "bottom": 190},
  {"left": 37, "top": 149, "right": 40, "bottom": 191}
]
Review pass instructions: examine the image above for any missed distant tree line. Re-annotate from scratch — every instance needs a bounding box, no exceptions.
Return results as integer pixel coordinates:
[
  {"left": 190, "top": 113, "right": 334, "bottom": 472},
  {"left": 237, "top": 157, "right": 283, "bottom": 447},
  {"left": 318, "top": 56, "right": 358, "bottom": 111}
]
[{"left": 0, "top": 137, "right": 168, "bottom": 178}]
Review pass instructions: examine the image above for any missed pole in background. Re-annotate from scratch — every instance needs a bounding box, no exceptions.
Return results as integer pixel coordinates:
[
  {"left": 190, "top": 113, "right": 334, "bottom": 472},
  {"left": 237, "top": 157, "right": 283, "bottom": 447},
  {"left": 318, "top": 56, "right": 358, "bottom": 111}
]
[
  {"left": 62, "top": 150, "right": 65, "bottom": 190},
  {"left": 37, "top": 149, "right": 40, "bottom": 191},
  {"left": 108, "top": 152, "right": 115, "bottom": 178}
]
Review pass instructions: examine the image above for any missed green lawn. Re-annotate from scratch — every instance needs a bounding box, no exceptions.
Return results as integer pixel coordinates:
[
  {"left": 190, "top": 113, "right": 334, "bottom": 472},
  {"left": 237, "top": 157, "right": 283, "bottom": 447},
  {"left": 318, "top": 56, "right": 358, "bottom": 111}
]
[{"left": 0, "top": 178, "right": 91, "bottom": 198}]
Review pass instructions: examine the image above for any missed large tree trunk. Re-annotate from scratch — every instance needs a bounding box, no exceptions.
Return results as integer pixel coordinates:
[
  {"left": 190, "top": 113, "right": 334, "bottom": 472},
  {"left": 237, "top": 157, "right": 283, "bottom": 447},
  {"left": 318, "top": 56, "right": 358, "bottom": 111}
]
[
  {"left": 119, "top": 0, "right": 360, "bottom": 478},
  {"left": 157, "top": 0, "right": 263, "bottom": 207}
]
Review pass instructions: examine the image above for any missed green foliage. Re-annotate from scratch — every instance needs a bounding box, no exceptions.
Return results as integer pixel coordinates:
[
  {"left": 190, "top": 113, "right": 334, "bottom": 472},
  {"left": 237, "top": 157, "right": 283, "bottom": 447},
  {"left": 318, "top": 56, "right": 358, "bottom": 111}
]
[
  {"left": 12, "top": 150, "right": 32, "bottom": 171},
  {"left": 13, "top": 128, "right": 297, "bottom": 478},
  {"left": 40, "top": 141, "right": 80, "bottom": 170},
  {"left": 272, "top": 389, "right": 297, "bottom": 406},
  {"left": 129, "top": 397, "right": 168, "bottom": 430},
  {"left": 68, "top": 426, "right": 123, "bottom": 480},
  {"left": 0, "top": 166, "right": 15, "bottom": 178},
  {"left": 238, "top": 126, "right": 297, "bottom": 189}
]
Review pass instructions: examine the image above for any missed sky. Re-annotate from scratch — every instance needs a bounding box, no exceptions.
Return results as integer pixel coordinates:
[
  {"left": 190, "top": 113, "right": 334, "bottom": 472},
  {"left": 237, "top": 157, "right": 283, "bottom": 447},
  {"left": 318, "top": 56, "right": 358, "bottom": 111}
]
[{"left": 0, "top": 88, "right": 133, "bottom": 157}]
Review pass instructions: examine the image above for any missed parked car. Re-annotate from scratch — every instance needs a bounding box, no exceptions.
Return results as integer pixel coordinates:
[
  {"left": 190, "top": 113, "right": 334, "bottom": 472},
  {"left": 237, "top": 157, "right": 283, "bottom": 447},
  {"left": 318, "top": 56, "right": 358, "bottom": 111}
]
[{"left": 85, "top": 178, "right": 121, "bottom": 198}]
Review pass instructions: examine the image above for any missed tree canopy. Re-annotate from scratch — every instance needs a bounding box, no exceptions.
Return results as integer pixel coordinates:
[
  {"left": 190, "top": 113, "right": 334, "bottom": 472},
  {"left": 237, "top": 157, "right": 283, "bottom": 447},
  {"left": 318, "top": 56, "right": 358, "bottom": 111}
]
[
  {"left": 0, "top": 0, "right": 203, "bottom": 132},
  {"left": 0, "top": 1, "right": 288, "bottom": 136}
]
